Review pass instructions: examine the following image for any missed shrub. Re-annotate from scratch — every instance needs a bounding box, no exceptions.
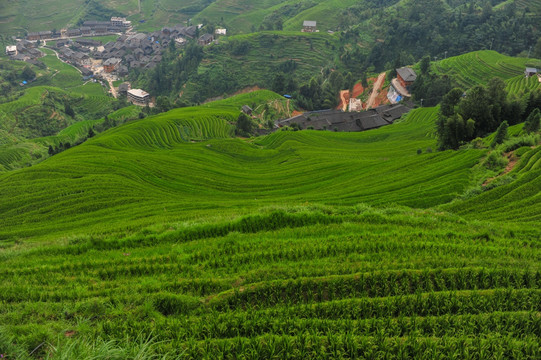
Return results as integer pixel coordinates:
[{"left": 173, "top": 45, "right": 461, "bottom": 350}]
[
  {"left": 153, "top": 293, "right": 201, "bottom": 315},
  {"left": 417, "top": 149, "right": 422, "bottom": 155},
  {"left": 482, "top": 151, "right": 508, "bottom": 171},
  {"left": 500, "top": 134, "right": 540, "bottom": 153},
  {"left": 490, "top": 121, "right": 508, "bottom": 148}
]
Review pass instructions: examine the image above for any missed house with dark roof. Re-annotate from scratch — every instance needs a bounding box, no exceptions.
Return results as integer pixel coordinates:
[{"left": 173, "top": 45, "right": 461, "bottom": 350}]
[
  {"left": 302, "top": 21, "right": 317, "bottom": 33},
  {"left": 67, "top": 28, "right": 82, "bottom": 37},
  {"left": 525, "top": 67, "right": 538, "bottom": 77},
  {"left": 396, "top": 67, "right": 417, "bottom": 89},
  {"left": 75, "top": 39, "right": 101, "bottom": 47},
  {"left": 277, "top": 104, "right": 411, "bottom": 132},
  {"left": 242, "top": 105, "right": 253, "bottom": 115},
  {"left": 56, "top": 39, "right": 71, "bottom": 48},
  {"left": 198, "top": 33, "right": 214, "bottom": 46},
  {"left": 387, "top": 67, "right": 418, "bottom": 104},
  {"left": 79, "top": 67, "right": 94, "bottom": 80},
  {"left": 184, "top": 26, "right": 197, "bottom": 38},
  {"left": 38, "top": 31, "right": 52, "bottom": 39},
  {"left": 118, "top": 82, "right": 131, "bottom": 95},
  {"left": 27, "top": 32, "right": 40, "bottom": 41},
  {"left": 103, "top": 58, "right": 121, "bottom": 73}
]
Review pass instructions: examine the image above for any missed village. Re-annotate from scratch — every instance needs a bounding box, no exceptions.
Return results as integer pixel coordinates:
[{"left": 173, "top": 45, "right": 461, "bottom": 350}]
[
  {"left": 4, "top": 17, "right": 540, "bottom": 127},
  {"left": 3, "top": 17, "right": 228, "bottom": 106}
]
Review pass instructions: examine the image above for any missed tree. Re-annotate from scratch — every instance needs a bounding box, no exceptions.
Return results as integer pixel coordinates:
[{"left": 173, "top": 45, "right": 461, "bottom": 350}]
[
  {"left": 156, "top": 96, "right": 171, "bottom": 112},
  {"left": 64, "top": 103, "right": 75, "bottom": 118},
  {"left": 87, "top": 127, "right": 95, "bottom": 138},
  {"left": 533, "top": 37, "right": 541, "bottom": 59},
  {"left": 329, "top": 71, "right": 344, "bottom": 92},
  {"left": 491, "top": 121, "right": 508, "bottom": 148},
  {"left": 466, "top": 119, "right": 475, "bottom": 139},
  {"left": 487, "top": 77, "right": 507, "bottom": 124},
  {"left": 272, "top": 73, "right": 286, "bottom": 94},
  {"left": 235, "top": 113, "right": 254, "bottom": 136},
  {"left": 361, "top": 72, "right": 368, "bottom": 88},
  {"left": 458, "top": 85, "right": 494, "bottom": 136},
  {"left": 419, "top": 55, "right": 431, "bottom": 75},
  {"left": 22, "top": 66, "right": 36, "bottom": 80},
  {"left": 48, "top": 145, "right": 55, "bottom": 156},
  {"left": 524, "top": 108, "right": 540, "bottom": 133},
  {"left": 440, "top": 88, "right": 463, "bottom": 117}
]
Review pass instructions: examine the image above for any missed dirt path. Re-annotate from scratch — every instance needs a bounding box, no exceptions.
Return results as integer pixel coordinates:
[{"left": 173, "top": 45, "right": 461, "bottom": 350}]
[
  {"left": 338, "top": 90, "right": 349, "bottom": 111},
  {"left": 483, "top": 151, "right": 519, "bottom": 186},
  {"left": 107, "top": 77, "right": 118, "bottom": 98},
  {"left": 366, "top": 72, "right": 386, "bottom": 109},
  {"left": 337, "top": 83, "right": 365, "bottom": 111}
]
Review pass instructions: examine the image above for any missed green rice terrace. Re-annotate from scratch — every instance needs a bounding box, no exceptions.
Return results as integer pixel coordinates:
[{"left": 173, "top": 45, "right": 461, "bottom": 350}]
[{"left": 0, "top": 51, "right": 541, "bottom": 358}]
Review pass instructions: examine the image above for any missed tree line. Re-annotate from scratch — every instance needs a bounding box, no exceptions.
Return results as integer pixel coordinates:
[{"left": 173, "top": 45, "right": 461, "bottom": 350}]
[{"left": 436, "top": 79, "right": 541, "bottom": 150}]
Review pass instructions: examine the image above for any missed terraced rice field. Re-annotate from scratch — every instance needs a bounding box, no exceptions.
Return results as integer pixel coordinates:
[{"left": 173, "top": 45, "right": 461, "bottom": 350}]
[
  {"left": 434, "top": 50, "right": 539, "bottom": 93},
  {"left": 1, "top": 205, "right": 540, "bottom": 358},
  {"left": 0, "top": 102, "right": 487, "bottom": 240},
  {"left": 0, "top": 85, "right": 540, "bottom": 358}
]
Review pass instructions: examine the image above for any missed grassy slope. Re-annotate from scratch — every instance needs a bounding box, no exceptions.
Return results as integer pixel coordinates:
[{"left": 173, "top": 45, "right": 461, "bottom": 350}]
[
  {"left": 184, "top": 31, "right": 340, "bottom": 99},
  {"left": 2, "top": 0, "right": 541, "bottom": 38},
  {"left": 0, "top": 48, "right": 115, "bottom": 171},
  {"left": 1, "top": 205, "right": 540, "bottom": 358},
  {"left": 433, "top": 50, "right": 541, "bottom": 93},
  {"left": 0, "top": 49, "right": 540, "bottom": 357},
  {"left": 443, "top": 146, "right": 541, "bottom": 221},
  {"left": 0, "top": 99, "right": 486, "bottom": 240}
]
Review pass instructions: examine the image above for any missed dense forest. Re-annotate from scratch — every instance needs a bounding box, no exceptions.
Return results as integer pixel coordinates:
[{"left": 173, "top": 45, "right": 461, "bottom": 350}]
[{"left": 349, "top": 0, "right": 539, "bottom": 70}]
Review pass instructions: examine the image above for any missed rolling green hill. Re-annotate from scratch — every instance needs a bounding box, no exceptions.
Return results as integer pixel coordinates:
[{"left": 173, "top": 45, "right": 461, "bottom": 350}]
[
  {"left": 0, "top": 0, "right": 541, "bottom": 354},
  {"left": 434, "top": 50, "right": 541, "bottom": 92},
  {"left": 0, "top": 100, "right": 487, "bottom": 240},
  {"left": 0, "top": 89, "right": 540, "bottom": 358}
]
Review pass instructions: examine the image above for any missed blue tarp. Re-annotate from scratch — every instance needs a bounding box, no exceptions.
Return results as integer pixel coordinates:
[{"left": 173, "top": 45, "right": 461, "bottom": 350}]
[
  {"left": 22, "top": 81, "right": 28, "bottom": 84},
  {"left": 396, "top": 95, "right": 402, "bottom": 102},
  {"left": 283, "top": 94, "right": 292, "bottom": 99}
]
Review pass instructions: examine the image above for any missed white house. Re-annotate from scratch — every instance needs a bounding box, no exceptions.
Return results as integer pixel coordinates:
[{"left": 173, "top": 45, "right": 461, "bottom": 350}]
[
  {"left": 127, "top": 88, "right": 150, "bottom": 105},
  {"left": 5, "top": 45, "right": 17, "bottom": 56}
]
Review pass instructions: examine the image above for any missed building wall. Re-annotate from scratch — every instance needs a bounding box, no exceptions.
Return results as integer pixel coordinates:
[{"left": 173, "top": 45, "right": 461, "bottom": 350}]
[
  {"left": 128, "top": 93, "right": 149, "bottom": 104},
  {"left": 104, "top": 64, "right": 116, "bottom": 73}
]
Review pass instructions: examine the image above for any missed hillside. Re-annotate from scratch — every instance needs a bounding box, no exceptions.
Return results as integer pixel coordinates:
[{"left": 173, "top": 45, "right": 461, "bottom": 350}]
[
  {"left": 0, "top": 0, "right": 541, "bottom": 355},
  {"left": 0, "top": 98, "right": 488, "bottom": 240},
  {"left": 434, "top": 50, "right": 541, "bottom": 91},
  {"left": 0, "top": 88, "right": 540, "bottom": 357},
  {"left": 179, "top": 31, "right": 342, "bottom": 101}
]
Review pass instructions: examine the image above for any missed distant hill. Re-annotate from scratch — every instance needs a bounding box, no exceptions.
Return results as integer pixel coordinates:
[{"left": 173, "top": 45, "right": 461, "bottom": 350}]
[{"left": 434, "top": 50, "right": 541, "bottom": 92}]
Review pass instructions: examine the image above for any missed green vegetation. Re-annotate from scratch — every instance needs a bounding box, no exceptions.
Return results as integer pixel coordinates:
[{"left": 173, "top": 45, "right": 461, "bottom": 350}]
[
  {"left": 0, "top": 55, "right": 540, "bottom": 357},
  {"left": 0, "top": 0, "right": 541, "bottom": 354},
  {"left": 131, "top": 31, "right": 341, "bottom": 103},
  {"left": 434, "top": 50, "right": 540, "bottom": 91}
]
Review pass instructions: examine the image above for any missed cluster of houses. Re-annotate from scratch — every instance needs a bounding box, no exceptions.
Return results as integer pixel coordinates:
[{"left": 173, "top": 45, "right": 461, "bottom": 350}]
[
  {"left": 278, "top": 104, "right": 411, "bottom": 132},
  {"left": 90, "top": 25, "right": 196, "bottom": 72},
  {"left": 4, "top": 40, "right": 43, "bottom": 65},
  {"left": 26, "top": 17, "right": 132, "bottom": 41}
]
